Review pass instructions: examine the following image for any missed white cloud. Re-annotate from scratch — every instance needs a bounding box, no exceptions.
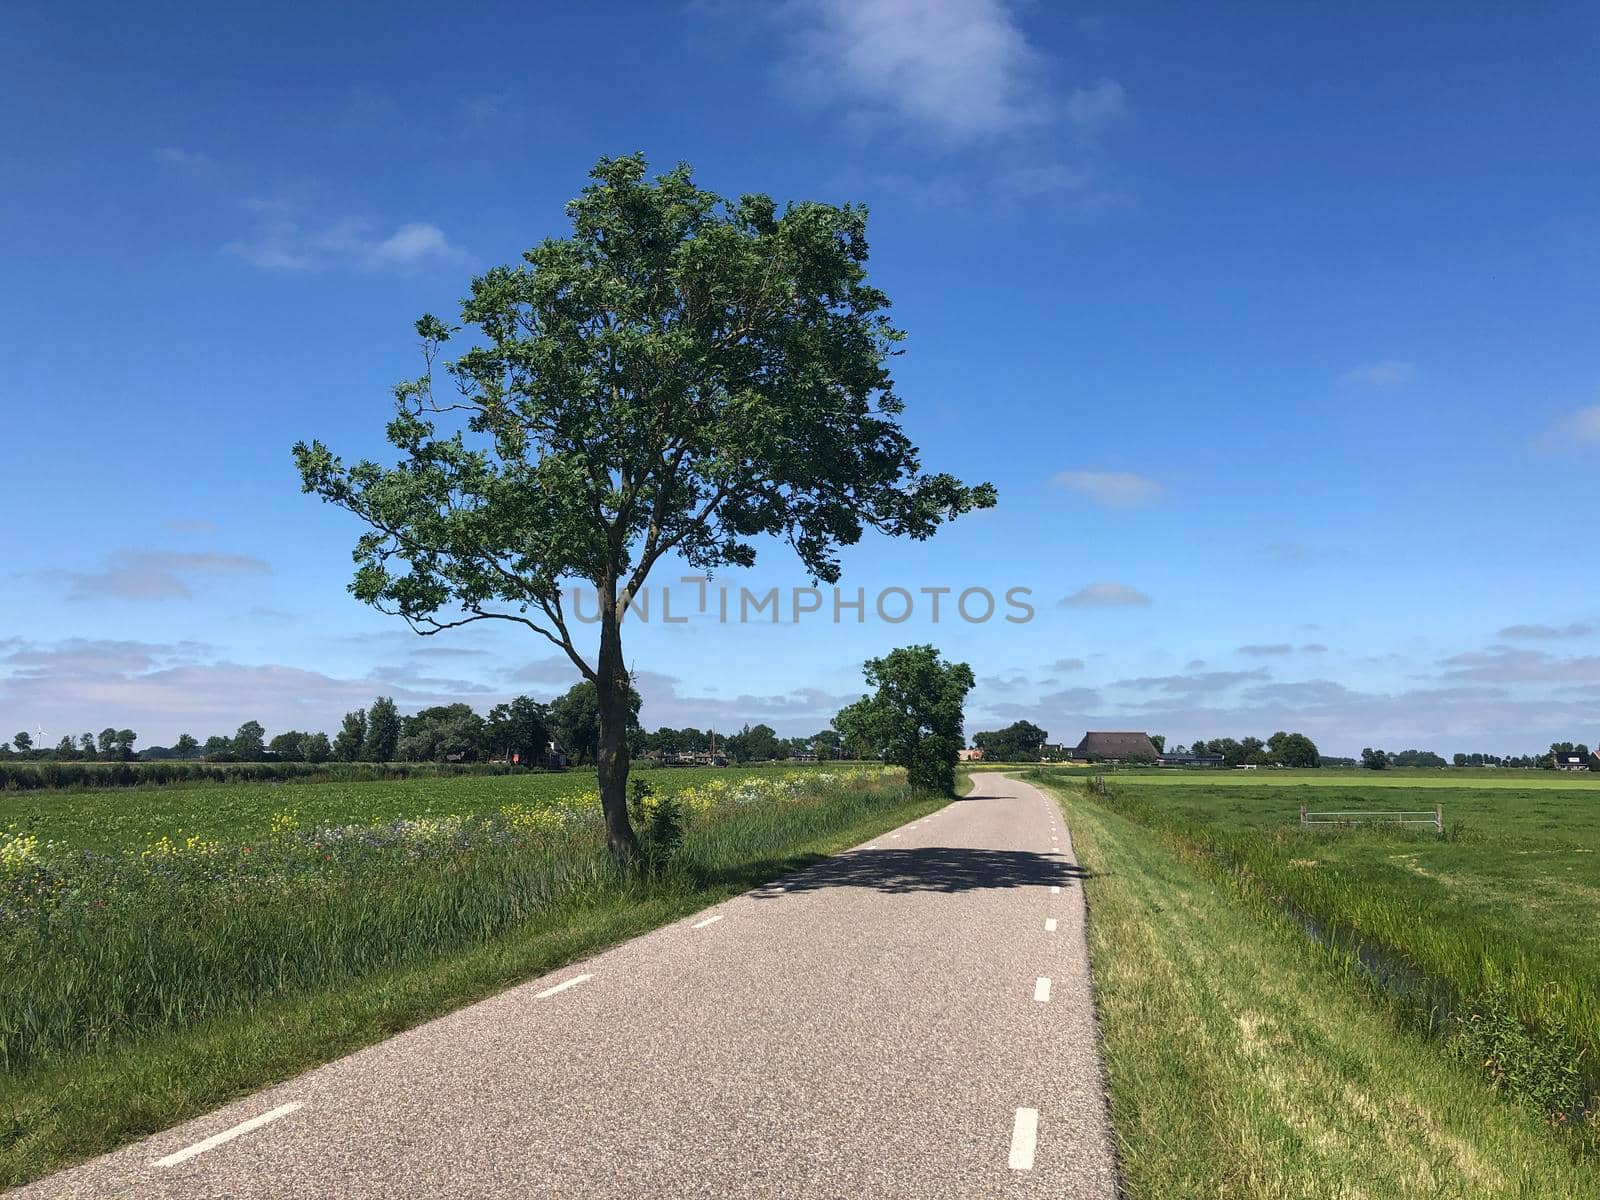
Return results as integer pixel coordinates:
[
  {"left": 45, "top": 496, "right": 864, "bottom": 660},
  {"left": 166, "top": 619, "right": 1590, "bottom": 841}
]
[
  {"left": 1051, "top": 470, "right": 1163, "bottom": 508},
  {"left": 1340, "top": 360, "right": 1416, "bottom": 387},
  {"left": 1058, "top": 581, "right": 1152, "bottom": 608},
  {"left": 776, "top": 0, "right": 1049, "bottom": 142},
  {"left": 1064, "top": 79, "right": 1129, "bottom": 140},
  {"left": 225, "top": 216, "right": 470, "bottom": 274}
]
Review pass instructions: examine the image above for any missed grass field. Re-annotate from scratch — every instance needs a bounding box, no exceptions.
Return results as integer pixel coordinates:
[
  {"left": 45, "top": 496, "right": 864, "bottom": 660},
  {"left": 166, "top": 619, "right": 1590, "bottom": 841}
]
[
  {"left": 1027, "top": 768, "right": 1599, "bottom": 1194},
  {"left": 0, "top": 764, "right": 936, "bottom": 1186},
  {"left": 0, "top": 763, "right": 833, "bottom": 851},
  {"left": 1034, "top": 775, "right": 1597, "bottom": 1198}
]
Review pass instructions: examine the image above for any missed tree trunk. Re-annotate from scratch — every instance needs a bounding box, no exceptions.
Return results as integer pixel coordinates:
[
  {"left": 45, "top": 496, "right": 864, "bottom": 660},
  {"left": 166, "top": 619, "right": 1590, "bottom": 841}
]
[{"left": 595, "top": 589, "right": 639, "bottom": 866}]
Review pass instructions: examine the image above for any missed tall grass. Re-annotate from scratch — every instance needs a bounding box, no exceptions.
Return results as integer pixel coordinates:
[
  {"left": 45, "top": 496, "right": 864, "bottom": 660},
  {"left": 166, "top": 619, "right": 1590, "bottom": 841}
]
[{"left": 0, "top": 770, "right": 899, "bottom": 1076}]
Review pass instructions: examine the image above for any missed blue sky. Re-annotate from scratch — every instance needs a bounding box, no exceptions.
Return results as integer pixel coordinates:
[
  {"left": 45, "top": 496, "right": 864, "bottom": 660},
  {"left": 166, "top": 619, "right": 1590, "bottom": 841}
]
[{"left": 3, "top": 1, "right": 1599, "bottom": 756}]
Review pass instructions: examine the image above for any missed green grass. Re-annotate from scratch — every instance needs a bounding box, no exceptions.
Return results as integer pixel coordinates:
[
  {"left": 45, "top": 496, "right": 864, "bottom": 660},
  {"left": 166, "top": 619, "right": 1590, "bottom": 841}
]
[
  {"left": 1033, "top": 775, "right": 1598, "bottom": 1198},
  {"left": 1033, "top": 770, "right": 1600, "bottom": 1113},
  {"left": 0, "top": 763, "right": 830, "bottom": 851},
  {"left": 0, "top": 768, "right": 940, "bottom": 1187}
]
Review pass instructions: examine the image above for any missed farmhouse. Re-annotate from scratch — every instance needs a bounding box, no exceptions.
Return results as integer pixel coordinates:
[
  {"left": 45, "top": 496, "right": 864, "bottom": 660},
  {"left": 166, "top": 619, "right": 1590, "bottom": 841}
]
[
  {"left": 958, "top": 747, "right": 985, "bottom": 762},
  {"left": 1552, "top": 750, "right": 1593, "bottom": 771},
  {"left": 1072, "top": 731, "right": 1160, "bottom": 763}
]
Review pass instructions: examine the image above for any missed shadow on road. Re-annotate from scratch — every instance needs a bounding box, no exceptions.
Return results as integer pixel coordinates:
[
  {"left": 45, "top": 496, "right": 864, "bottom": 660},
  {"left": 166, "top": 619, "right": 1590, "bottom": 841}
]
[{"left": 745, "top": 845, "right": 1091, "bottom": 898}]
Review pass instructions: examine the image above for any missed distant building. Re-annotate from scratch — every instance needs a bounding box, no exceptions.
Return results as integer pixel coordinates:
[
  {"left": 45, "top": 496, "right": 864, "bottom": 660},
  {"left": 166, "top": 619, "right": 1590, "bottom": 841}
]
[
  {"left": 1552, "top": 751, "right": 1592, "bottom": 771},
  {"left": 1157, "top": 753, "right": 1225, "bottom": 768},
  {"left": 1071, "top": 731, "right": 1160, "bottom": 763},
  {"left": 958, "top": 748, "right": 985, "bottom": 762}
]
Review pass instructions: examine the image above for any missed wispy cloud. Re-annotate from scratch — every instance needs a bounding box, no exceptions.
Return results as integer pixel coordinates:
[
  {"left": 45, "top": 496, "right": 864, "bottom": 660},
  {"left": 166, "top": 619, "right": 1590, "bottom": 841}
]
[
  {"left": 1237, "top": 643, "right": 1294, "bottom": 657},
  {"left": 225, "top": 216, "right": 470, "bottom": 274},
  {"left": 153, "top": 146, "right": 211, "bottom": 171},
  {"left": 1051, "top": 470, "right": 1162, "bottom": 508},
  {"left": 53, "top": 550, "right": 269, "bottom": 601},
  {"left": 1115, "top": 669, "right": 1269, "bottom": 695},
  {"left": 1437, "top": 647, "right": 1600, "bottom": 685},
  {"left": 1064, "top": 79, "right": 1129, "bottom": 141},
  {"left": 1058, "top": 582, "right": 1152, "bottom": 608},
  {"left": 1340, "top": 360, "right": 1416, "bottom": 388},
  {"left": 1533, "top": 405, "right": 1600, "bottom": 452},
  {"left": 1050, "top": 657, "right": 1086, "bottom": 673},
  {"left": 1497, "top": 622, "right": 1594, "bottom": 640}
]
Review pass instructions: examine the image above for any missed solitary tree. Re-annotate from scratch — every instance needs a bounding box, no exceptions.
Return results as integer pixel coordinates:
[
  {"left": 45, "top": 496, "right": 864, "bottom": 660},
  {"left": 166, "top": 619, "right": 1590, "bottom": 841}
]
[
  {"left": 294, "top": 155, "right": 993, "bottom": 860},
  {"left": 174, "top": 733, "right": 200, "bottom": 758},
  {"left": 12, "top": 731, "right": 31, "bottom": 754},
  {"left": 833, "top": 645, "right": 975, "bottom": 794}
]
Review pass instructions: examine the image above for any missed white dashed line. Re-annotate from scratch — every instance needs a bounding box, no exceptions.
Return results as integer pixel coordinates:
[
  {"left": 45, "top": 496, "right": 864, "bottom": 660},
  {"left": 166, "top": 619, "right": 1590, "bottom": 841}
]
[
  {"left": 1050, "top": 885, "right": 1060, "bottom": 894},
  {"left": 692, "top": 914, "right": 724, "bottom": 929},
  {"left": 1008, "top": 1107, "right": 1039, "bottom": 1170},
  {"left": 1034, "top": 977, "right": 1052, "bottom": 1003},
  {"left": 1044, "top": 918, "right": 1057, "bottom": 933},
  {"left": 535, "top": 974, "right": 592, "bottom": 999},
  {"left": 152, "top": 1102, "right": 303, "bottom": 1168}
]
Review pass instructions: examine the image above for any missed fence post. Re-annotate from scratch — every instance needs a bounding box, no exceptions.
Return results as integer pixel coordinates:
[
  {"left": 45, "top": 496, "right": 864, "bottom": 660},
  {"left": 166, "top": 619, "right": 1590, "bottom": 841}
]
[
  {"left": 1435, "top": 804, "right": 1443, "bottom": 835},
  {"left": 1300, "top": 803, "right": 1307, "bottom": 829}
]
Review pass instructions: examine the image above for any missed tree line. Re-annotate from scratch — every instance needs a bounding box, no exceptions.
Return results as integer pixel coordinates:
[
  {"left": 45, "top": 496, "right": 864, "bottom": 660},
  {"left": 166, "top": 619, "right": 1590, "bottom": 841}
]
[{"left": 2, "top": 680, "right": 856, "bottom": 768}]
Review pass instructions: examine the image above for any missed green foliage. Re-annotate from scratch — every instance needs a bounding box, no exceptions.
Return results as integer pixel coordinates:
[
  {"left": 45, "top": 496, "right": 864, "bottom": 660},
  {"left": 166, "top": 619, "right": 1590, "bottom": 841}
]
[
  {"left": 1361, "top": 746, "right": 1390, "bottom": 770},
  {"left": 332, "top": 709, "right": 367, "bottom": 762},
  {"left": 834, "top": 644, "right": 974, "bottom": 794},
  {"left": 396, "top": 703, "right": 485, "bottom": 763},
  {"left": 361, "top": 697, "right": 400, "bottom": 762},
  {"left": 301, "top": 732, "right": 331, "bottom": 764},
  {"left": 971, "top": 720, "right": 1048, "bottom": 762},
  {"left": 485, "top": 696, "right": 551, "bottom": 765},
  {"left": 725, "top": 722, "right": 782, "bottom": 762},
  {"left": 1453, "top": 983, "right": 1586, "bottom": 1125},
  {"left": 232, "top": 720, "right": 265, "bottom": 761},
  {"left": 549, "top": 679, "right": 640, "bottom": 766}
]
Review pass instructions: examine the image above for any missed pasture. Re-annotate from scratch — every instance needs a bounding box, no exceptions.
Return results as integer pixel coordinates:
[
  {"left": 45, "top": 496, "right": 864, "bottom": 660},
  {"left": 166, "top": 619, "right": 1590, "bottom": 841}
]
[
  {"left": 1028, "top": 767, "right": 1600, "bottom": 1187},
  {"left": 0, "top": 763, "right": 834, "bottom": 851},
  {"left": 0, "top": 764, "right": 932, "bottom": 1186}
]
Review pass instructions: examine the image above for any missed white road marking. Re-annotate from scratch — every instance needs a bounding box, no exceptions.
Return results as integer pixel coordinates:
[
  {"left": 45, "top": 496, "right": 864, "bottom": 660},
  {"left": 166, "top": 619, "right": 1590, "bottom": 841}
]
[
  {"left": 535, "top": 973, "right": 592, "bottom": 999},
  {"left": 691, "top": 914, "right": 724, "bottom": 929},
  {"left": 152, "top": 1103, "right": 303, "bottom": 1168},
  {"left": 1034, "top": 976, "right": 1052, "bottom": 1003},
  {"left": 1009, "top": 1107, "right": 1039, "bottom": 1170},
  {"left": 1044, "top": 918, "right": 1057, "bottom": 933},
  {"left": 889, "top": 833, "right": 901, "bottom": 839},
  {"left": 1050, "top": 885, "right": 1061, "bottom": 894}
]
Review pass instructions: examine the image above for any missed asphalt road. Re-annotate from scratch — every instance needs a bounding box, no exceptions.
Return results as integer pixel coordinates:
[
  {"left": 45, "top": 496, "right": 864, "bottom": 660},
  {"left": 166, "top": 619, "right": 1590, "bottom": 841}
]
[{"left": 17, "top": 771, "right": 1119, "bottom": 1199}]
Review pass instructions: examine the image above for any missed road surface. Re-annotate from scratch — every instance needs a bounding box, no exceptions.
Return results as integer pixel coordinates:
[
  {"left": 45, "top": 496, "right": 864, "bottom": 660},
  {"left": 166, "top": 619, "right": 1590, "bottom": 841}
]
[{"left": 17, "top": 771, "right": 1118, "bottom": 1199}]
